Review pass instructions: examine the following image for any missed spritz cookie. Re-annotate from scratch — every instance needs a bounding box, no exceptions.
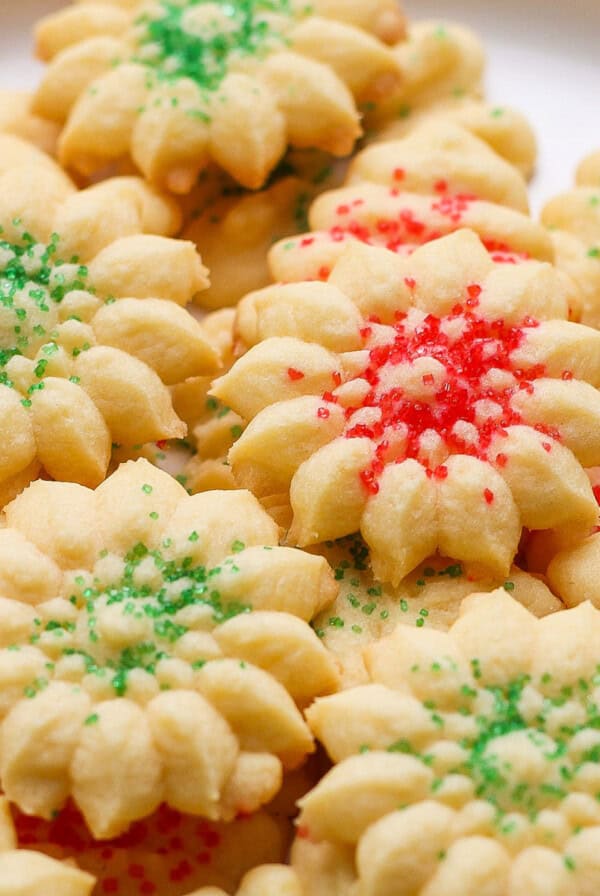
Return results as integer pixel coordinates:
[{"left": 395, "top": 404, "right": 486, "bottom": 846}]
[
  {"left": 183, "top": 150, "right": 343, "bottom": 309},
  {"left": 269, "top": 120, "right": 552, "bottom": 284},
  {"left": 0, "top": 90, "right": 60, "bottom": 156},
  {"left": 174, "top": 309, "right": 244, "bottom": 494},
  {"left": 213, "top": 231, "right": 599, "bottom": 584},
  {"left": 541, "top": 151, "right": 600, "bottom": 327},
  {"left": 0, "top": 458, "right": 339, "bottom": 838},
  {"left": 311, "top": 535, "right": 562, "bottom": 688},
  {"left": 0, "top": 139, "right": 218, "bottom": 501},
  {"left": 0, "top": 796, "right": 95, "bottom": 896},
  {"left": 33, "top": 0, "right": 404, "bottom": 192},
  {"left": 16, "top": 801, "right": 292, "bottom": 895},
  {"left": 365, "top": 19, "right": 484, "bottom": 128},
  {"left": 295, "top": 591, "right": 600, "bottom": 896},
  {"left": 365, "top": 21, "right": 535, "bottom": 179}
]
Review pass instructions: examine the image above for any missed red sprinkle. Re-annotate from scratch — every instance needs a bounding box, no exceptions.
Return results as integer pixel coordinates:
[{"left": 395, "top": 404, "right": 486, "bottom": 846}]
[
  {"left": 318, "top": 265, "right": 330, "bottom": 280},
  {"left": 404, "top": 277, "right": 416, "bottom": 290},
  {"left": 287, "top": 367, "right": 305, "bottom": 381},
  {"left": 434, "top": 465, "right": 448, "bottom": 480},
  {"left": 393, "top": 167, "right": 405, "bottom": 181},
  {"left": 317, "top": 407, "right": 330, "bottom": 419},
  {"left": 561, "top": 370, "right": 574, "bottom": 380},
  {"left": 483, "top": 488, "right": 494, "bottom": 504}
]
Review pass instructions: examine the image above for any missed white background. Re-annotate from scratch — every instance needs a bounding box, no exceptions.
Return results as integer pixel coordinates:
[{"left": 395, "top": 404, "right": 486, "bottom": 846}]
[{"left": 1, "top": 0, "right": 599, "bottom": 210}]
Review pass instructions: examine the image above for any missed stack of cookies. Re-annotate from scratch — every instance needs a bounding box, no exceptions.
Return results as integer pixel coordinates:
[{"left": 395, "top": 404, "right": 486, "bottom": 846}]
[{"left": 1, "top": 2, "right": 600, "bottom": 894}]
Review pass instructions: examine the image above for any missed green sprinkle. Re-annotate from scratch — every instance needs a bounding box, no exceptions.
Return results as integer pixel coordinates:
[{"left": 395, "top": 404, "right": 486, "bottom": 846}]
[{"left": 84, "top": 713, "right": 99, "bottom": 726}]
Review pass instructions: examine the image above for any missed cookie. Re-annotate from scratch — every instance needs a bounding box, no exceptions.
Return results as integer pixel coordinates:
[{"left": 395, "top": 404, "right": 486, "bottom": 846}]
[
  {"left": 268, "top": 119, "right": 552, "bottom": 284},
  {"left": 0, "top": 458, "right": 339, "bottom": 838},
  {"left": 296, "top": 591, "right": 600, "bottom": 896},
  {"left": 0, "top": 795, "right": 94, "bottom": 895},
  {"left": 375, "top": 99, "right": 537, "bottom": 181},
  {"left": 0, "top": 90, "right": 60, "bottom": 155},
  {"left": 182, "top": 149, "right": 344, "bottom": 309},
  {"left": 541, "top": 153, "right": 600, "bottom": 327},
  {"left": 16, "top": 801, "right": 291, "bottom": 895},
  {"left": 310, "top": 535, "right": 562, "bottom": 688},
  {"left": 365, "top": 19, "right": 485, "bottom": 130},
  {"left": 0, "top": 137, "right": 218, "bottom": 500},
  {"left": 33, "top": 0, "right": 404, "bottom": 191},
  {"left": 213, "top": 230, "right": 599, "bottom": 583}
]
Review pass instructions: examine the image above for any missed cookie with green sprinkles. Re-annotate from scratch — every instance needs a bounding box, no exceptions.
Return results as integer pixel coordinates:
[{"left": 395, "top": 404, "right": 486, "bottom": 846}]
[
  {"left": 0, "top": 135, "right": 219, "bottom": 501},
  {"left": 541, "top": 151, "right": 600, "bottom": 328},
  {"left": 310, "top": 534, "right": 563, "bottom": 688},
  {"left": 293, "top": 591, "right": 600, "bottom": 896},
  {"left": 33, "top": 0, "right": 404, "bottom": 193},
  {"left": 0, "top": 458, "right": 339, "bottom": 839}
]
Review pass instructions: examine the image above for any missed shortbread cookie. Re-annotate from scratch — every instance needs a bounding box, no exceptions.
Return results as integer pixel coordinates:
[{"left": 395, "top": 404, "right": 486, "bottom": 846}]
[
  {"left": 547, "top": 530, "right": 600, "bottom": 611},
  {"left": 0, "top": 796, "right": 94, "bottom": 896},
  {"left": 191, "top": 865, "right": 304, "bottom": 896},
  {"left": 269, "top": 120, "right": 552, "bottom": 284},
  {"left": 0, "top": 458, "right": 339, "bottom": 839},
  {"left": 376, "top": 99, "right": 537, "bottom": 181},
  {"left": 213, "top": 231, "right": 598, "bottom": 583},
  {"left": 0, "top": 90, "right": 59, "bottom": 155},
  {"left": 365, "top": 19, "right": 484, "bottom": 128},
  {"left": 311, "top": 535, "right": 562, "bottom": 688},
  {"left": 0, "top": 141, "right": 217, "bottom": 500},
  {"left": 33, "top": 0, "right": 404, "bottom": 192},
  {"left": 541, "top": 152, "right": 600, "bottom": 327},
  {"left": 17, "top": 801, "right": 291, "bottom": 895},
  {"left": 295, "top": 591, "right": 600, "bottom": 896},
  {"left": 363, "top": 20, "right": 536, "bottom": 177},
  {"left": 183, "top": 149, "right": 344, "bottom": 308},
  {"left": 172, "top": 309, "right": 242, "bottom": 493}
]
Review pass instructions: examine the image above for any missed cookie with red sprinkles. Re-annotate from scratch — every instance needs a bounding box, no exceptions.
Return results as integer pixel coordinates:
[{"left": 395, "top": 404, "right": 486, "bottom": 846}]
[{"left": 214, "top": 230, "right": 600, "bottom": 583}]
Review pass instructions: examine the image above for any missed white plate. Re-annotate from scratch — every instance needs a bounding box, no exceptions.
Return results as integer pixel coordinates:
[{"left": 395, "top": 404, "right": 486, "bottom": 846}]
[{"left": 2, "top": 0, "right": 600, "bottom": 210}]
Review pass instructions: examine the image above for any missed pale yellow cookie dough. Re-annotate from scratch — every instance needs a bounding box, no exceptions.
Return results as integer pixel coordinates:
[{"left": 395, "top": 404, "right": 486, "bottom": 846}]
[
  {"left": 0, "top": 458, "right": 339, "bottom": 839},
  {"left": 33, "top": 0, "right": 404, "bottom": 191},
  {"left": 214, "top": 231, "right": 598, "bottom": 584}
]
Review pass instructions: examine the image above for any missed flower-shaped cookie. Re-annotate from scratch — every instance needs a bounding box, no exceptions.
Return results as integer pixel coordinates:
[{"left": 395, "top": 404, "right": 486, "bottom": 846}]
[
  {"left": 312, "top": 534, "right": 563, "bottom": 688},
  {"left": 364, "top": 19, "right": 485, "bottom": 130},
  {"left": 183, "top": 148, "right": 344, "bottom": 308},
  {"left": 0, "top": 796, "right": 94, "bottom": 895},
  {"left": 214, "top": 230, "right": 599, "bottom": 584},
  {"left": 366, "top": 22, "right": 535, "bottom": 179},
  {"left": 297, "top": 591, "right": 600, "bottom": 896},
  {"left": 542, "top": 151, "right": 600, "bottom": 327},
  {"left": 168, "top": 308, "right": 244, "bottom": 493},
  {"left": 33, "top": 0, "right": 404, "bottom": 192},
  {"left": 268, "top": 118, "right": 552, "bottom": 286},
  {"left": 0, "top": 138, "right": 217, "bottom": 501},
  {"left": 16, "top": 800, "right": 292, "bottom": 895},
  {"left": 0, "top": 459, "right": 339, "bottom": 839},
  {"left": 0, "top": 89, "right": 59, "bottom": 155},
  {"left": 377, "top": 99, "right": 537, "bottom": 181}
]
